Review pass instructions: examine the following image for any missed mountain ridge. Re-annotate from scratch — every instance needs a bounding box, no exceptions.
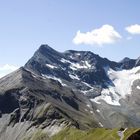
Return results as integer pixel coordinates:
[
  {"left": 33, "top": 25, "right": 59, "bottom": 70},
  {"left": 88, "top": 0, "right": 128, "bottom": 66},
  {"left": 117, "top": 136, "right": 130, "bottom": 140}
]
[{"left": 0, "top": 44, "right": 139, "bottom": 140}]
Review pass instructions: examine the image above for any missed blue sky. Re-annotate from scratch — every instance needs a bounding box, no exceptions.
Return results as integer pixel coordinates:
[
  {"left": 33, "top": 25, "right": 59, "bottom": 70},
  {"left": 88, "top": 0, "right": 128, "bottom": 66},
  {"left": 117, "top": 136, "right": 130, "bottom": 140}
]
[{"left": 0, "top": 0, "right": 140, "bottom": 76}]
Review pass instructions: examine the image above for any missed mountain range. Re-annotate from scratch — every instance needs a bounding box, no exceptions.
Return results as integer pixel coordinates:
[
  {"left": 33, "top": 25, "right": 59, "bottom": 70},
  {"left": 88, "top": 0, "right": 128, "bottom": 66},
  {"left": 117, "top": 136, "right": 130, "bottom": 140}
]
[{"left": 0, "top": 44, "right": 140, "bottom": 140}]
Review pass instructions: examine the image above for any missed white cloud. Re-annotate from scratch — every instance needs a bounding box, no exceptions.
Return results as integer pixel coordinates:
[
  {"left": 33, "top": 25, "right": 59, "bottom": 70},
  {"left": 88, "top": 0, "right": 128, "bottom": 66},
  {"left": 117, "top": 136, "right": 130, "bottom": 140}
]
[
  {"left": 125, "top": 24, "right": 140, "bottom": 34},
  {"left": 0, "top": 64, "right": 19, "bottom": 78},
  {"left": 126, "top": 36, "right": 132, "bottom": 40},
  {"left": 73, "top": 24, "right": 122, "bottom": 46}
]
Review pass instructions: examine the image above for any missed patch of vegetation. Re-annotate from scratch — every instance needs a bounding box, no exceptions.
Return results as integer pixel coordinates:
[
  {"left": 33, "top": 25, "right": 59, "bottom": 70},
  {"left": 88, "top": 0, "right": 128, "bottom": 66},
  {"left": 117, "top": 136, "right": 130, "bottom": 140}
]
[
  {"left": 51, "top": 128, "right": 140, "bottom": 140},
  {"left": 51, "top": 128, "right": 120, "bottom": 140}
]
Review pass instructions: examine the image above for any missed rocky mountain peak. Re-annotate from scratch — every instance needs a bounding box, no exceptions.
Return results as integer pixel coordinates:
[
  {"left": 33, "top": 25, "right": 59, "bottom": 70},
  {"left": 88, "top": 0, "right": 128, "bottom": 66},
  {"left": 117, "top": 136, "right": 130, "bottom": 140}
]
[
  {"left": 0, "top": 44, "right": 140, "bottom": 140},
  {"left": 119, "top": 57, "right": 136, "bottom": 69},
  {"left": 37, "top": 44, "right": 59, "bottom": 55},
  {"left": 24, "top": 45, "right": 139, "bottom": 90},
  {"left": 33, "top": 44, "right": 62, "bottom": 61},
  {"left": 120, "top": 57, "right": 131, "bottom": 63}
]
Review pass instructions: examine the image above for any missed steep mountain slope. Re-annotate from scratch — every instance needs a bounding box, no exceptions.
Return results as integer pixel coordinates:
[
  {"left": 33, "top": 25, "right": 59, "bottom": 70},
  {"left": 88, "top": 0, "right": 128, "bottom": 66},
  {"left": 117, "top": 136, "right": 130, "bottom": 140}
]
[
  {"left": 0, "top": 44, "right": 140, "bottom": 140},
  {"left": 24, "top": 45, "right": 140, "bottom": 127},
  {"left": 0, "top": 67, "right": 98, "bottom": 140}
]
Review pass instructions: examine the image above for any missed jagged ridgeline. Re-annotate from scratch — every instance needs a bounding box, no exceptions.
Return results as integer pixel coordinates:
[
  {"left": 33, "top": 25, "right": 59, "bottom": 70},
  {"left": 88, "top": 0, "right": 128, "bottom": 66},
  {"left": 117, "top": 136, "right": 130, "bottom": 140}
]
[{"left": 0, "top": 44, "right": 140, "bottom": 140}]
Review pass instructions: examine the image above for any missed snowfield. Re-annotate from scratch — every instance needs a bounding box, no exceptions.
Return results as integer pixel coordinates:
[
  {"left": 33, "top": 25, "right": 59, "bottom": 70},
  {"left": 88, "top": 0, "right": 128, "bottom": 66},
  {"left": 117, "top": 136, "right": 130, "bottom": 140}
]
[{"left": 92, "top": 66, "right": 140, "bottom": 106}]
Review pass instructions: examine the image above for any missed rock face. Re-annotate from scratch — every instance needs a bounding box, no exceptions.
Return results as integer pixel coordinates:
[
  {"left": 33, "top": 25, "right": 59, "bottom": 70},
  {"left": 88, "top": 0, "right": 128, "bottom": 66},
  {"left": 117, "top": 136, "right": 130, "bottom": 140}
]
[
  {"left": 0, "top": 44, "right": 140, "bottom": 139},
  {"left": 0, "top": 67, "right": 98, "bottom": 140},
  {"left": 25, "top": 45, "right": 118, "bottom": 86},
  {"left": 119, "top": 57, "right": 136, "bottom": 69}
]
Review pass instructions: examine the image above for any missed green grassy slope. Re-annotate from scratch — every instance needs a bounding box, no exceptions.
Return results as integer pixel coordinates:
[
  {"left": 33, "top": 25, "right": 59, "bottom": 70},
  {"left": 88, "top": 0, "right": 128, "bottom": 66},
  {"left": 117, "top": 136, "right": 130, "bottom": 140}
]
[{"left": 51, "top": 128, "right": 140, "bottom": 140}]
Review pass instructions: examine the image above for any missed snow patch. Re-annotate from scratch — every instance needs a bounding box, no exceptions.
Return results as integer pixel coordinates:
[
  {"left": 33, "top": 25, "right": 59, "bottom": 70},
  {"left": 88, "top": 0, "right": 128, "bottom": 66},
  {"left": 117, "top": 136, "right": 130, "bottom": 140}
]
[
  {"left": 69, "top": 66, "right": 77, "bottom": 71},
  {"left": 90, "top": 98, "right": 101, "bottom": 104},
  {"left": 96, "top": 109, "right": 100, "bottom": 113},
  {"left": 90, "top": 111, "right": 93, "bottom": 114},
  {"left": 85, "top": 61, "right": 92, "bottom": 68},
  {"left": 99, "top": 122, "right": 103, "bottom": 127},
  {"left": 60, "top": 58, "right": 92, "bottom": 70},
  {"left": 76, "top": 53, "right": 81, "bottom": 56},
  {"left": 82, "top": 81, "right": 93, "bottom": 88},
  {"left": 93, "top": 88, "right": 121, "bottom": 106},
  {"left": 80, "top": 82, "right": 95, "bottom": 95},
  {"left": 137, "top": 86, "right": 140, "bottom": 90},
  {"left": 92, "top": 66, "right": 140, "bottom": 106},
  {"left": 46, "top": 64, "right": 57, "bottom": 69},
  {"left": 86, "top": 104, "right": 90, "bottom": 108},
  {"left": 70, "top": 61, "right": 91, "bottom": 69},
  {"left": 60, "top": 58, "right": 71, "bottom": 63},
  {"left": 80, "top": 88, "right": 95, "bottom": 95},
  {"left": 69, "top": 74, "right": 80, "bottom": 80},
  {"left": 32, "top": 74, "right": 37, "bottom": 78},
  {"left": 42, "top": 74, "right": 67, "bottom": 86}
]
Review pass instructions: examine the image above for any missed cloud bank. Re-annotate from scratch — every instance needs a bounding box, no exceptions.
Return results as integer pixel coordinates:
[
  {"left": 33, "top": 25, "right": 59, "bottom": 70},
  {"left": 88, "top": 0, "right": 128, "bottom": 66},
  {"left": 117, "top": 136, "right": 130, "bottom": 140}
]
[
  {"left": 125, "top": 24, "right": 140, "bottom": 34},
  {"left": 0, "top": 64, "right": 19, "bottom": 78},
  {"left": 73, "top": 25, "right": 122, "bottom": 46}
]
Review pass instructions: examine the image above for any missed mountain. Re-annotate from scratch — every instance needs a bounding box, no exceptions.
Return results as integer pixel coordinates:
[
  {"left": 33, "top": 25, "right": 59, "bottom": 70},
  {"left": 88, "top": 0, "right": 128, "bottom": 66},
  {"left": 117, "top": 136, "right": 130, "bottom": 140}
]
[{"left": 0, "top": 44, "right": 140, "bottom": 140}]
